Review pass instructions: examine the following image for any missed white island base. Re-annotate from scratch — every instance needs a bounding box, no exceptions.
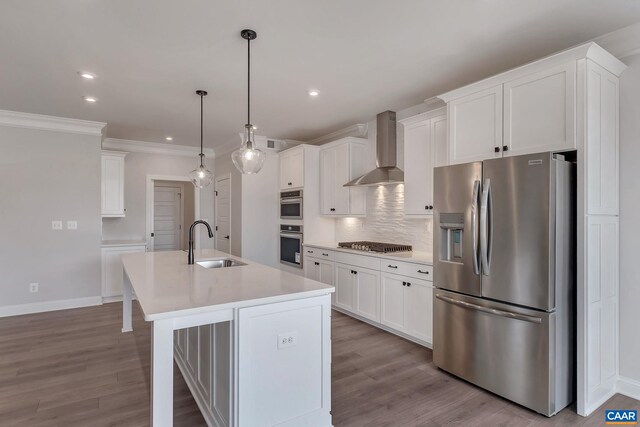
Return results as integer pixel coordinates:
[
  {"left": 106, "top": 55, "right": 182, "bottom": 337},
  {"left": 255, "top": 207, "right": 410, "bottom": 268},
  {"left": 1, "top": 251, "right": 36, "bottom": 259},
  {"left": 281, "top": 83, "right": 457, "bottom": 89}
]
[{"left": 121, "top": 250, "right": 333, "bottom": 427}]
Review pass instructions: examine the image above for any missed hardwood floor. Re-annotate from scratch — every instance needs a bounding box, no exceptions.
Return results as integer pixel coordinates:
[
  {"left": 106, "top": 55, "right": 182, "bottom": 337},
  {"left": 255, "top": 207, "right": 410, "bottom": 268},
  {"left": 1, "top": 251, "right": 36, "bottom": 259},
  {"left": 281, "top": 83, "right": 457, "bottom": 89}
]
[{"left": 0, "top": 303, "right": 637, "bottom": 426}]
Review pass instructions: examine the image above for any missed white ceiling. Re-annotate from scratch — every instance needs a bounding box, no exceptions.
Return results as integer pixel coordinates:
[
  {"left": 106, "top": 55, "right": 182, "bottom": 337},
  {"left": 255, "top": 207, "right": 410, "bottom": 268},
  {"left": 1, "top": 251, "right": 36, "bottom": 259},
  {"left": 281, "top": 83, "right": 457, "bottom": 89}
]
[{"left": 1, "top": 1, "right": 640, "bottom": 152}]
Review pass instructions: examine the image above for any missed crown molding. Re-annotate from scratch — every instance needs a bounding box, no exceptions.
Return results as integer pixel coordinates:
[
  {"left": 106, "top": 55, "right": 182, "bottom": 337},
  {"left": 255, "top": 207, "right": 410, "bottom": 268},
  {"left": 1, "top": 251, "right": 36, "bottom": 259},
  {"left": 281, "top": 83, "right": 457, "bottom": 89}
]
[
  {"left": 399, "top": 107, "right": 446, "bottom": 126},
  {"left": 102, "top": 138, "right": 214, "bottom": 158},
  {"left": 594, "top": 22, "right": 640, "bottom": 60},
  {"left": 438, "top": 42, "right": 626, "bottom": 102},
  {"left": 306, "top": 123, "right": 368, "bottom": 145},
  {"left": 0, "top": 110, "right": 105, "bottom": 136}
]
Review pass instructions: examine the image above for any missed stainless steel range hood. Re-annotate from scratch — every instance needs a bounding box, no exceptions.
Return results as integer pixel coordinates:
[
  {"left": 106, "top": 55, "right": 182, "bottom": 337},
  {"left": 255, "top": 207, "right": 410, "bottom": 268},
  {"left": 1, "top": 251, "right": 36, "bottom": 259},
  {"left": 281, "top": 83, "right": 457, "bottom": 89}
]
[{"left": 344, "top": 111, "right": 403, "bottom": 187}]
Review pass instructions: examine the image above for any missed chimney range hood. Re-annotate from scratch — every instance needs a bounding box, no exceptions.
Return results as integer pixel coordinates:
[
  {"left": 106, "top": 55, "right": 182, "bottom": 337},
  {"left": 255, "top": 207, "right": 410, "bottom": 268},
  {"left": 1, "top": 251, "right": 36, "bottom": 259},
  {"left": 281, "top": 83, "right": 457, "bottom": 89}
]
[{"left": 344, "top": 111, "right": 403, "bottom": 187}]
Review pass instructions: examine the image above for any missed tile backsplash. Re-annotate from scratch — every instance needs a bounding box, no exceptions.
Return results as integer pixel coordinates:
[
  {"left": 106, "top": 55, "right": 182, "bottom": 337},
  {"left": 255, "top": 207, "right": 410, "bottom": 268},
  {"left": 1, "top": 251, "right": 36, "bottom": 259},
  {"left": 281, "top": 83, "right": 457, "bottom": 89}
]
[{"left": 335, "top": 184, "right": 433, "bottom": 254}]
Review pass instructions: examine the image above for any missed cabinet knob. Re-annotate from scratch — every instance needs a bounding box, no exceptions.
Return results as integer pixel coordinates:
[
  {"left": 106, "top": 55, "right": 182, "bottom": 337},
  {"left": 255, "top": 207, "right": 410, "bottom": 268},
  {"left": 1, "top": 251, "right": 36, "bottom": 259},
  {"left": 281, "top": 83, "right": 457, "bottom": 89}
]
[
  {"left": 502, "top": 145, "right": 509, "bottom": 152},
  {"left": 315, "top": 262, "right": 319, "bottom": 266},
  {"left": 429, "top": 205, "right": 433, "bottom": 210},
  {"left": 407, "top": 282, "right": 411, "bottom": 287},
  {"left": 288, "top": 182, "right": 292, "bottom": 186},
  {"left": 402, "top": 281, "right": 406, "bottom": 286},
  {"left": 494, "top": 147, "right": 501, "bottom": 153},
  {"left": 330, "top": 208, "right": 336, "bottom": 212},
  {"left": 425, "top": 205, "right": 428, "bottom": 210}
]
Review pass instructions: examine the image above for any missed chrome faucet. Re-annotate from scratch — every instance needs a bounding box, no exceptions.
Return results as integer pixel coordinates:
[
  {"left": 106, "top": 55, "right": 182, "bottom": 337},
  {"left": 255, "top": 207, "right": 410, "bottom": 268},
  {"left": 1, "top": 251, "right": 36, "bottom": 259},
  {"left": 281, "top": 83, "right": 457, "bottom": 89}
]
[{"left": 188, "top": 220, "right": 214, "bottom": 265}]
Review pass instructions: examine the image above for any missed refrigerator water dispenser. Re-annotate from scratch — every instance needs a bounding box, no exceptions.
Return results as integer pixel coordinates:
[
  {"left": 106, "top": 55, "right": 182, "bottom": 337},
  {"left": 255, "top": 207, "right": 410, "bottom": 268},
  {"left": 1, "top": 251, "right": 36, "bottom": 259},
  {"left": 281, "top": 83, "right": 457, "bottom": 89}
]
[{"left": 439, "top": 213, "right": 465, "bottom": 263}]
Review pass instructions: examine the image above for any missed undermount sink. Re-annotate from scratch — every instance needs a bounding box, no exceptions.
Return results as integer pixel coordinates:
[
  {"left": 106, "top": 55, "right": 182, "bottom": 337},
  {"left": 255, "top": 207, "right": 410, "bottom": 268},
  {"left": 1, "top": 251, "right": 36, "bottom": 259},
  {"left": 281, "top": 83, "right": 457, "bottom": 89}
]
[{"left": 196, "top": 258, "right": 247, "bottom": 269}]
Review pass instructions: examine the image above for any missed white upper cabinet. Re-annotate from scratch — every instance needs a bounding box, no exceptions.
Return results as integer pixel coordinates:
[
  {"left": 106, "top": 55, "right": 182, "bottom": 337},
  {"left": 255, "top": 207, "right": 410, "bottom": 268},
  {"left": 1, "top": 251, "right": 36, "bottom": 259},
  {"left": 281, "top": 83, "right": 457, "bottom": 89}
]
[
  {"left": 586, "top": 60, "right": 619, "bottom": 215},
  {"left": 319, "top": 138, "right": 368, "bottom": 216},
  {"left": 503, "top": 62, "right": 576, "bottom": 156},
  {"left": 101, "top": 150, "right": 127, "bottom": 217},
  {"left": 401, "top": 109, "right": 447, "bottom": 215},
  {"left": 279, "top": 146, "right": 304, "bottom": 190},
  {"left": 448, "top": 85, "right": 503, "bottom": 165}
]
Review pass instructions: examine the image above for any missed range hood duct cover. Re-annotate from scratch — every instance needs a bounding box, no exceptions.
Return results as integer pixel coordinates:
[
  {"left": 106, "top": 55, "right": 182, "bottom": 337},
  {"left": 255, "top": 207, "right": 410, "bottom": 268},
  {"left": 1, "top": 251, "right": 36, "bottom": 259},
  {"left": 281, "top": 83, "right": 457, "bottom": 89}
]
[{"left": 344, "top": 111, "right": 404, "bottom": 187}]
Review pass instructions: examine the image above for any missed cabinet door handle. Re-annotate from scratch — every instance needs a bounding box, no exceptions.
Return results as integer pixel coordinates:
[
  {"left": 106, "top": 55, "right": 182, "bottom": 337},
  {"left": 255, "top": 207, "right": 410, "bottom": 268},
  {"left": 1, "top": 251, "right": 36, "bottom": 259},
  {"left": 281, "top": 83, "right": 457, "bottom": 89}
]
[
  {"left": 322, "top": 253, "right": 329, "bottom": 257},
  {"left": 402, "top": 281, "right": 406, "bottom": 286},
  {"left": 330, "top": 208, "right": 336, "bottom": 212},
  {"left": 315, "top": 262, "right": 319, "bottom": 266},
  {"left": 425, "top": 205, "right": 429, "bottom": 210},
  {"left": 407, "top": 282, "right": 411, "bottom": 287},
  {"left": 502, "top": 145, "right": 509, "bottom": 152},
  {"left": 417, "top": 269, "right": 430, "bottom": 275},
  {"left": 494, "top": 146, "right": 500, "bottom": 153},
  {"left": 388, "top": 265, "right": 398, "bottom": 269},
  {"left": 429, "top": 205, "right": 433, "bottom": 210},
  {"left": 288, "top": 182, "right": 292, "bottom": 186}
]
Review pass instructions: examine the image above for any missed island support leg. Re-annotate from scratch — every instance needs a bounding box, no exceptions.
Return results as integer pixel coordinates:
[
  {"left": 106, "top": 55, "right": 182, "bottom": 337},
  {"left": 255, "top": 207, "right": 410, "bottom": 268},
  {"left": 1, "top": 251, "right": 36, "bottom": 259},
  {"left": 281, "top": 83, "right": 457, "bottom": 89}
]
[
  {"left": 151, "top": 318, "right": 174, "bottom": 427},
  {"left": 122, "top": 271, "right": 133, "bottom": 333}
]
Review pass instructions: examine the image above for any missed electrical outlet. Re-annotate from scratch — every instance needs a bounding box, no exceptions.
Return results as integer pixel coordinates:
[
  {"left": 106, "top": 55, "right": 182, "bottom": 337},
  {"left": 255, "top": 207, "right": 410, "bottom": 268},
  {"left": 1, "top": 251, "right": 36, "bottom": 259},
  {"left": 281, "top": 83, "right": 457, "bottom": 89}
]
[
  {"left": 277, "top": 331, "right": 298, "bottom": 349},
  {"left": 29, "top": 283, "right": 39, "bottom": 293},
  {"left": 67, "top": 220, "right": 77, "bottom": 230},
  {"left": 52, "top": 220, "right": 62, "bottom": 230}
]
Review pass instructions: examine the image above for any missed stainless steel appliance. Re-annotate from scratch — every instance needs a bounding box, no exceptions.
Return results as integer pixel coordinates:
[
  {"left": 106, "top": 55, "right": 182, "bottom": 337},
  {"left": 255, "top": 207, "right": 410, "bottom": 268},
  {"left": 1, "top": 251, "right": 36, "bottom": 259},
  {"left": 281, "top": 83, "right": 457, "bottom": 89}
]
[
  {"left": 433, "top": 152, "right": 576, "bottom": 417},
  {"left": 280, "top": 190, "right": 303, "bottom": 220},
  {"left": 280, "top": 224, "right": 303, "bottom": 268},
  {"left": 338, "top": 241, "right": 412, "bottom": 253}
]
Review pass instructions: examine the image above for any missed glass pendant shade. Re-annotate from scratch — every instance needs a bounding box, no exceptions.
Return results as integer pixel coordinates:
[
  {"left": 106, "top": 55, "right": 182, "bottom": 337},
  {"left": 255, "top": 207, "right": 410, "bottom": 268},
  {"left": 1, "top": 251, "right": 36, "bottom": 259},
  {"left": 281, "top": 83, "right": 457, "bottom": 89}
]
[
  {"left": 189, "top": 154, "right": 214, "bottom": 188},
  {"left": 232, "top": 124, "right": 266, "bottom": 174}
]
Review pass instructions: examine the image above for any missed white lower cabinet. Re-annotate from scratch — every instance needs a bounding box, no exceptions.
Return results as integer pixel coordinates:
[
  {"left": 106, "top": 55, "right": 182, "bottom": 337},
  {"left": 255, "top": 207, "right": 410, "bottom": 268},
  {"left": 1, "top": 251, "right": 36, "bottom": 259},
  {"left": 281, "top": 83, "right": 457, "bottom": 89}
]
[
  {"left": 381, "top": 274, "right": 433, "bottom": 344},
  {"left": 305, "top": 245, "right": 433, "bottom": 346},
  {"left": 101, "top": 244, "right": 146, "bottom": 299}
]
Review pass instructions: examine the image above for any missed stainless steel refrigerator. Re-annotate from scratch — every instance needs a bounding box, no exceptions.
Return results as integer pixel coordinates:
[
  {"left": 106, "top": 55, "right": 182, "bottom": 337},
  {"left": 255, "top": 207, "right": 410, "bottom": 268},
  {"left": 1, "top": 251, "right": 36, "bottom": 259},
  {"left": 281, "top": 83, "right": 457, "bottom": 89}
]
[{"left": 433, "top": 152, "right": 575, "bottom": 417}]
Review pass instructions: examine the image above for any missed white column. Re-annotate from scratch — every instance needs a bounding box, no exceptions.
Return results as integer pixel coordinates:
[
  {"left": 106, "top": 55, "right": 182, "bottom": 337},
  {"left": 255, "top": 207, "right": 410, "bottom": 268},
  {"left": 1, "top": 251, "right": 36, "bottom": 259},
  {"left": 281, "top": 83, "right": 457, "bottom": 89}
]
[{"left": 151, "top": 318, "right": 174, "bottom": 426}]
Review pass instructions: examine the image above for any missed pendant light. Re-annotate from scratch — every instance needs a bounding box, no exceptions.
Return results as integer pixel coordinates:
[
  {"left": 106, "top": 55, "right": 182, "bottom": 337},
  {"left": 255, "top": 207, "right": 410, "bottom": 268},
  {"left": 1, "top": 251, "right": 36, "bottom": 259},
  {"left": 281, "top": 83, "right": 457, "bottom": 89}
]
[
  {"left": 189, "top": 90, "right": 214, "bottom": 188},
  {"left": 232, "top": 29, "right": 266, "bottom": 174}
]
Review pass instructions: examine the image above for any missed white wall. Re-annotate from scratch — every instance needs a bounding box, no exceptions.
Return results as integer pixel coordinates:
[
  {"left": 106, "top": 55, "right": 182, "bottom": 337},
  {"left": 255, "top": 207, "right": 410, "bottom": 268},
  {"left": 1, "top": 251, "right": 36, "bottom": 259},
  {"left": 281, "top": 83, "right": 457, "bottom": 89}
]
[
  {"left": 214, "top": 152, "right": 242, "bottom": 257},
  {"left": 618, "top": 52, "right": 640, "bottom": 384},
  {"left": 0, "top": 125, "right": 102, "bottom": 309},
  {"left": 101, "top": 151, "right": 215, "bottom": 249},
  {"left": 240, "top": 151, "right": 280, "bottom": 268}
]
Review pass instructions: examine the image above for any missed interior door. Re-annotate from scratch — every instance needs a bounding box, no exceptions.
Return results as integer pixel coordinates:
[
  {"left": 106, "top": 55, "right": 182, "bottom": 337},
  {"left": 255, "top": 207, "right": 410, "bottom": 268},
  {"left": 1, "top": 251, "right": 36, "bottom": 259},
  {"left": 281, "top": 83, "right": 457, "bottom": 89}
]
[
  {"left": 153, "top": 186, "right": 182, "bottom": 251},
  {"left": 433, "top": 161, "right": 482, "bottom": 296},
  {"left": 215, "top": 176, "right": 231, "bottom": 253},
  {"left": 481, "top": 153, "right": 554, "bottom": 311}
]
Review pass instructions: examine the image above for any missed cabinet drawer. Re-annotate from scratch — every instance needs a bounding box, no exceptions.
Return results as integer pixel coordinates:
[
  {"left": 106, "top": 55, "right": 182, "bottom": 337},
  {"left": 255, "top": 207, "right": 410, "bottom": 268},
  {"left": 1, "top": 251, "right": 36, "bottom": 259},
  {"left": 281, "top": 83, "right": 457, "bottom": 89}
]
[
  {"left": 334, "top": 251, "right": 381, "bottom": 271},
  {"left": 304, "top": 247, "right": 334, "bottom": 261},
  {"left": 381, "top": 260, "right": 433, "bottom": 282}
]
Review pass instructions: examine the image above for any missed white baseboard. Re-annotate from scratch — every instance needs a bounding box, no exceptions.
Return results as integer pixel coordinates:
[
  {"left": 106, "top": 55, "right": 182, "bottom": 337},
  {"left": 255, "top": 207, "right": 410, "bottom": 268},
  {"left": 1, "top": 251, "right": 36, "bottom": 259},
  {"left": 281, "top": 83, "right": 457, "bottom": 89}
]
[
  {"left": 618, "top": 376, "right": 640, "bottom": 401},
  {"left": 0, "top": 296, "right": 102, "bottom": 318}
]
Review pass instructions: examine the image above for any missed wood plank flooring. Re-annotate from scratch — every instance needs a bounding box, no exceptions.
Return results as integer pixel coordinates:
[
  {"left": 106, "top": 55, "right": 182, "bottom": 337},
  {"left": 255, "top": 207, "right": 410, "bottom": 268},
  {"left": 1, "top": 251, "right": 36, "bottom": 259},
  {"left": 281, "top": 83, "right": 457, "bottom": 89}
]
[{"left": 0, "top": 303, "right": 637, "bottom": 426}]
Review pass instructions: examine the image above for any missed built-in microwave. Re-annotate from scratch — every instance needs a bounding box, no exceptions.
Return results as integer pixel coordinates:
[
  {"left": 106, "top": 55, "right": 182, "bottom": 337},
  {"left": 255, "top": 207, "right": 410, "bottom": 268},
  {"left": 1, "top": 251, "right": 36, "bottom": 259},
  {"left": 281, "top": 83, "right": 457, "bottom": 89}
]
[
  {"left": 280, "top": 224, "right": 303, "bottom": 268},
  {"left": 280, "top": 190, "right": 303, "bottom": 220}
]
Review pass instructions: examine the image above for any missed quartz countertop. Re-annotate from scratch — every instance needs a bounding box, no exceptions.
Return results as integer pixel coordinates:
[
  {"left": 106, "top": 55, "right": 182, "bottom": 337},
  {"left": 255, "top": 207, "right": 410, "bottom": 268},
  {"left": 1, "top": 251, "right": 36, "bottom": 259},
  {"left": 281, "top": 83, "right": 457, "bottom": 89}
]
[
  {"left": 303, "top": 242, "right": 433, "bottom": 265},
  {"left": 121, "top": 249, "right": 334, "bottom": 321},
  {"left": 101, "top": 239, "right": 147, "bottom": 247}
]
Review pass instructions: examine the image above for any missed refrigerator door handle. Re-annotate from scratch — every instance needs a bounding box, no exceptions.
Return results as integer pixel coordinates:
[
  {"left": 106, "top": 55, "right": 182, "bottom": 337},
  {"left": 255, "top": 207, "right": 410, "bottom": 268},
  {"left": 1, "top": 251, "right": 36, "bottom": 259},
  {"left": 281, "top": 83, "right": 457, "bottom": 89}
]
[
  {"left": 435, "top": 293, "right": 542, "bottom": 324},
  {"left": 471, "top": 180, "right": 480, "bottom": 275},
  {"left": 480, "top": 178, "right": 492, "bottom": 275}
]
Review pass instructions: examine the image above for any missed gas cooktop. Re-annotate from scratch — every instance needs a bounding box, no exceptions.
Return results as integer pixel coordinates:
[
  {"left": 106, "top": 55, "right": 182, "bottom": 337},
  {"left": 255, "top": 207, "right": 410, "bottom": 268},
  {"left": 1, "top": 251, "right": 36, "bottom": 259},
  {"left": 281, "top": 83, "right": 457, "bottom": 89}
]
[{"left": 338, "top": 241, "right": 412, "bottom": 253}]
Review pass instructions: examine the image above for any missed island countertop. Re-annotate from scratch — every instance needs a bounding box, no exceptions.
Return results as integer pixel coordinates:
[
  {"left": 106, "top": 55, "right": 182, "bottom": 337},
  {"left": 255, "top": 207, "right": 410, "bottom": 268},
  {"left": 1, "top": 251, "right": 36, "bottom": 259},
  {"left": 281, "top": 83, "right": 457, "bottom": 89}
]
[{"left": 121, "top": 249, "right": 334, "bottom": 321}]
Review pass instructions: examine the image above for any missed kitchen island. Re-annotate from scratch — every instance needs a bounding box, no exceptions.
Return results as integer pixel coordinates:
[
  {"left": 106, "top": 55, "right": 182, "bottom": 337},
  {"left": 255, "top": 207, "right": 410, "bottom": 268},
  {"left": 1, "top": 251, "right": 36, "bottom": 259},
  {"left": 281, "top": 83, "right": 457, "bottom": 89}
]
[{"left": 121, "top": 249, "right": 334, "bottom": 427}]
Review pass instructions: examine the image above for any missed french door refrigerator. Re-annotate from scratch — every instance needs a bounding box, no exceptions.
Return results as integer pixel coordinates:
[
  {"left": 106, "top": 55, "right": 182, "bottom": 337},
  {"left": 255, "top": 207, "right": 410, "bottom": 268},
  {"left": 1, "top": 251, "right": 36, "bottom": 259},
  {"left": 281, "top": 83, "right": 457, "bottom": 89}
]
[{"left": 433, "top": 152, "right": 576, "bottom": 417}]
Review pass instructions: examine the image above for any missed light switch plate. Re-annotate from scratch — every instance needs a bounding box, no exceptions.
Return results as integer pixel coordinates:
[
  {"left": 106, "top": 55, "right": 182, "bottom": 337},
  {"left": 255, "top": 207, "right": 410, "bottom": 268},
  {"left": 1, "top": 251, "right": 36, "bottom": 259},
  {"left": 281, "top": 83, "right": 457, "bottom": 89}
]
[
  {"left": 67, "top": 221, "right": 77, "bottom": 230},
  {"left": 52, "top": 220, "right": 62, "bottom": 230},
  {"left": 277, "top": 331, "right": 298, "bottom": 349}
]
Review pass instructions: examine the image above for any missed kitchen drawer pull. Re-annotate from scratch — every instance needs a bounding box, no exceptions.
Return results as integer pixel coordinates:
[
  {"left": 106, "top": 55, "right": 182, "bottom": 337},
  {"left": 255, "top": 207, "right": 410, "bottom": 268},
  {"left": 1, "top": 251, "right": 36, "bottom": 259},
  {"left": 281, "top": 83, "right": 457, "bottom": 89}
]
[
  {"left": 322, "top": 253, "right": 329, "bottom": 256},
  {"left": 417, "top": 269, "right": 430, "bottom": 275},
  {"left": 435, "top": 294, "right": 542, "bottom": 324},
  {"left": 307, "top": 250, "right": 313, "bottom": 253},
  {"left": 388, "top": 265, "right": 398, "bottom": 269}
]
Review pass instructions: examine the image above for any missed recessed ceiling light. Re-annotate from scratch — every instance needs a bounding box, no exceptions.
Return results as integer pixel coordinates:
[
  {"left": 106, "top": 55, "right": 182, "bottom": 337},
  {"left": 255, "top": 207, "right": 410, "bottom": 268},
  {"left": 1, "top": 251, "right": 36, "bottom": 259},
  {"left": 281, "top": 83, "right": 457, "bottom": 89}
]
[
  {"left": 79, "top": 72, "right": 96, "bottom": 80},
  {"left": 309, "top": 90, "right": 320, "bottom": 97},
  {"left": 83, "top": 96, "right": 97, "bottom": 103},
  {"left": 165, "top": 136, "right": 173, "bottom": 141}
]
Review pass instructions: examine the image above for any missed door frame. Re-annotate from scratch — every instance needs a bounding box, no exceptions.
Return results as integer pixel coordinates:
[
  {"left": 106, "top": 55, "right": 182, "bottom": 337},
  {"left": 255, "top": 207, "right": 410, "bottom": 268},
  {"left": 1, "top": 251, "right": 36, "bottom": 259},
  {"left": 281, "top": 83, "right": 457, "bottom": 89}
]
[
  {"left": 214, "top": 173, "right": 231, "bottom": 252},
  {"left": 146, "top": 175, "right": 200, "bottom": 252}
]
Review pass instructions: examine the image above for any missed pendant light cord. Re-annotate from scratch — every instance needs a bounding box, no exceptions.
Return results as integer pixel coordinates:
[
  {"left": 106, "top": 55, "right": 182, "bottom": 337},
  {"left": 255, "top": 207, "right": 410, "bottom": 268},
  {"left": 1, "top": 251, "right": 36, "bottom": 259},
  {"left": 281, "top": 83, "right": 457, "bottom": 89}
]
[
  {"left": 200, "top": 93, "right": 204, "bottom": 167},
  {"left": 247, "top": 37, "right": 251, "bottom": 126}
]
